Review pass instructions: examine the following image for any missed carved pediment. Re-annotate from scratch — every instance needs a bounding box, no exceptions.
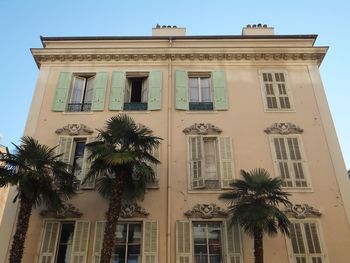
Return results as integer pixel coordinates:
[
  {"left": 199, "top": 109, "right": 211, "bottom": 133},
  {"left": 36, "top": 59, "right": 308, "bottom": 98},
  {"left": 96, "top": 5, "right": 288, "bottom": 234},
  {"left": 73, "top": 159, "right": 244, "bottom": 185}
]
[
  {"left": 183, "top": 123, "right": 222, "bottom": 135},
  {"left": 184, "top": 204, "right": 228, "bottom": 219},
  {"left": 40, "top": 204, "right": 82, "bottom": 219},
  {"left": 264, "top": 122, "right": 303, "bottom": 135},
  {"left": 55, "top": 124, "right": 94, "bottom": 136},
  {"left": 284, "top": 204, "right": 321, "bottom": 219},
  {"left": 120, "top": 203, "right": 149, "bottom": 218}
]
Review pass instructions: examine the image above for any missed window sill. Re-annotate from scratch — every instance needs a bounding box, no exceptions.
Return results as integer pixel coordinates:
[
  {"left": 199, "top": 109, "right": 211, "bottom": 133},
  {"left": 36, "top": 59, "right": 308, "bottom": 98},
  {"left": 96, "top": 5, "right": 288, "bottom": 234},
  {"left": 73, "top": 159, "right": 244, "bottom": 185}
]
[
  {"left": 187, "top": 189, "right": 227, "bottom": 194},
  {"left": 264, "top": 108, "right": 296, "bottom": 113},
  {"left": 283, "top": 187, "right": 314, "bottom": 193},
  {"left": 62, "top": 111, "right": 94, "bottom": 115}
]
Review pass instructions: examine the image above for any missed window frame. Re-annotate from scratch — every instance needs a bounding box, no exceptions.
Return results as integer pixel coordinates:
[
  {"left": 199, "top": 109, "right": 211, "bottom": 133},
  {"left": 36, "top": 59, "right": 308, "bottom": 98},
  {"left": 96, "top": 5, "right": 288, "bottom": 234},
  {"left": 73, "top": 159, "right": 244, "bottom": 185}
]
[
  {"left": 188, "top": 72, "right": 214, "bottom": 111},
  {"left": 146, "top": 144, "right": 161, "bottom": 189},
  {"left": 258, "top": 70, "right": 295, "bottom": 112},
  {"left": 123, "top": 72, "right": 149, "bottom": 111}
]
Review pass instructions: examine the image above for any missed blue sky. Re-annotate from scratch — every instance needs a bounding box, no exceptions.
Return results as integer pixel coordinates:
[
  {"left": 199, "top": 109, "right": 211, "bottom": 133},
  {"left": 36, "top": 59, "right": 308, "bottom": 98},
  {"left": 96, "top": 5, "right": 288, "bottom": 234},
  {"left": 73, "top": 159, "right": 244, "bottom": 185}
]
[{"left": 0, "top": 0, "right": 349, "bottom": 169}]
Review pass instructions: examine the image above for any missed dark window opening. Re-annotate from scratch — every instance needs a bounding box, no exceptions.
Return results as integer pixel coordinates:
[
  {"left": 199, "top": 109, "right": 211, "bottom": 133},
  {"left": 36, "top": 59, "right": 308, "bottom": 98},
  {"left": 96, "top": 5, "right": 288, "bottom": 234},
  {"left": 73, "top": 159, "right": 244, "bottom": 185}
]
[
  {"left": 56, "top": 222, "right": 75, "bottom": 263},
  {"left": 130, "top": 78, "right": 144, "bottom": 103}
]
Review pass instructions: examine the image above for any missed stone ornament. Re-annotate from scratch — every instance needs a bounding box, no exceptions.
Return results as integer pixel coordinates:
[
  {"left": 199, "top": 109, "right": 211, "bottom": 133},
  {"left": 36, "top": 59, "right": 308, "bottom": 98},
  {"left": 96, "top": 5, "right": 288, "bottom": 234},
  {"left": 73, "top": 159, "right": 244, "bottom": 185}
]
[
  {"left": 55, "top": 124, "right": 94, "bottom": 136},
  {"left": 120, "top": 203, "right": 149, "bottom": 218},
  {"left": 183, "top": 123, "right": 222, "bottom": 135},
  {"left": 284, "top": 204, "right": 322, "bottom": 219},
  {"left": 184, "top": 204, "right": 228, "bottom": 219},
  {"left": 40, "top": 203, "right": 82, "bottom": 219},
  {"left": 264, "top": 122, "right": 303, "bottom": 135}
]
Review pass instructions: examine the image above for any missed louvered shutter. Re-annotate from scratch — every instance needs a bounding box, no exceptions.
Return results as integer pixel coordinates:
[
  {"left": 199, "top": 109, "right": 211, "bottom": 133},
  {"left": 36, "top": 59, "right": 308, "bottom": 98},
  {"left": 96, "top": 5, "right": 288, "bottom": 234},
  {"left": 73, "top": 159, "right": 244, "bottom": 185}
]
[
  {"left": 147, "top": 145, "right": 160, "bottom": 188},
  {"left": 38, "top": 221, "right": 60, "bottom": 263},
  {"left": 176, "top": 221, "right": 192, "bottom": 263},
  {"left": 188, "top": 136, "right": 205, "bottom": 189},
  {"left": 57, "top": 137, "right": 74, "bottom": 165},
  {"left": 262, "top": 73, "right": 278, "bottom": 109},
  {"left": 142, "top": 220, "right": 159, "bottom": 263},
  {"left": 71, "top": 221, "right": 90, "bottom": 263},
  {"left": 81, "top": 137, "right": 95, "bottom": 189},
  {"left": 225, "top": 222, "right": 243, "bottom": 263},
  {"left": 109, "top": 71, "right": 125, "bottom": 110},
  {"left": 52, "top": 72, "right": 72, "bottom": 111},
  {"left": 219, "top": 137, "right": 234, "bottom": 188},
  {"left": 148, "top": 71, "right": 162, "bottom": 110},
  {"left": 91, "top": 72, "right": 108, "bottom": 111},
  {"left": 286, "top": 137, "right": 307, "bottom": 188},
  {"left": 271, "top": 137, "right": 293, "bottom": 187},
  {"left": 274, "top": 73, "right": 291, "bottom": 109},
  {"left": 92, "top": 221, "right": 106, "bottom": 263},
  {"left": 213, "top": 70, "right": 228, "bottom": 110},
  {"left": 175, "top": 70, "right": 189, "bottom": 110}
]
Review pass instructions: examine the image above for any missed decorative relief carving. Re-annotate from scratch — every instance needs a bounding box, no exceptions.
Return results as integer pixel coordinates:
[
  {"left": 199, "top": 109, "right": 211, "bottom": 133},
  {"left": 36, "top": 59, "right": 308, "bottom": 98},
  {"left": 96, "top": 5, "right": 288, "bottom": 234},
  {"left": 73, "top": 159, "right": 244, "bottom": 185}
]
[
  {"left": 120, "top": 203, "right": 149, "bottom": 218},
  {"left": 55, "top": 124, "right": 94, "bottom": 136},
  {"left": 184, "top": 204, "right": 228, "bottom": 219},
  {"left": 264, "top": 122, "right": 303, "bottom": 135},
  {"left": 40, "top": 203, "right": 82, "bottom": 219},
  {"left": 284, "top": 204, "right": 321, "bottom": 219},
  {"left": 183, "top": 123, "right": 222, "bottom": 135}
]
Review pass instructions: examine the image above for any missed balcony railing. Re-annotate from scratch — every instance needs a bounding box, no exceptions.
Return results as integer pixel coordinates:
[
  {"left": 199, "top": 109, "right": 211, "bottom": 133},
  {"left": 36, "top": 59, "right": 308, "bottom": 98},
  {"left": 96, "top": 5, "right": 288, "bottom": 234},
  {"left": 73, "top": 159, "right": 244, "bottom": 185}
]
[
  {"left": 67, "top": 103, "right": 92, "bottom": 112},
  {"left": 189, "top": 102, "right": 214, "bottom": 111},
  {"left": 123, "top": 102, "right": 148, "bottom": 111}
]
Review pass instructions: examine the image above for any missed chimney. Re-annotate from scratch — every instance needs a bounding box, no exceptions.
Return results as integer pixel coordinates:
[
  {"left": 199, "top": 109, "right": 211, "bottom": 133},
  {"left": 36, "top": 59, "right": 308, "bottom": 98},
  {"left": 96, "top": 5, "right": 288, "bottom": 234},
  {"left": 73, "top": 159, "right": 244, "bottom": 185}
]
[
  {"left": 242, "top": 24, "right": 275, "bottom": 35},
  {"left": 152, "top": 24, "right": 186, "bottom": 36}
]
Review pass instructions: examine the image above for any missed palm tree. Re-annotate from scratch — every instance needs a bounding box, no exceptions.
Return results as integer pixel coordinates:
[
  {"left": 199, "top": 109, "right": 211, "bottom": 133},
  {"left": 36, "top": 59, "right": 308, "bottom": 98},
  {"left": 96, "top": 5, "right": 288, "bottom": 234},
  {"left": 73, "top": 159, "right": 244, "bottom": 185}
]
[
  {"left": 0, "top": 136, "right": 76, "bottom": 263},
  {"left": 219, "top": 168, "right": 291, "bottom": 263},
  {"left": 85, "top": 114, "right": 161, "bottom": 263}
]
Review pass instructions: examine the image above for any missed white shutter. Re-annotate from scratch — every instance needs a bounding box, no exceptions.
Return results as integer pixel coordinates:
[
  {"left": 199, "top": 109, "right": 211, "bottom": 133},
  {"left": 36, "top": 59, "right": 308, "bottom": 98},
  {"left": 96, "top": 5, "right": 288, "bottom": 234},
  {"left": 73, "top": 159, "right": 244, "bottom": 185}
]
[
  {"left": 70, "top": 221, "right": 91, "bottom": 263},
  {"left": 176, "top": 221, "right": 192, "bottom": 263},
  {"left": 38, "top": 221, "right": 60, "bottom": 263},
  {"left": 92, "top": 221, "right": 106, "bottom": 263},
  {"left": 81, "top": 137, "right": 95, "bottom": 189},
  {"left": 57, "top": 136, "right": 74, "bottom": 165},
  {"left": 219, "top": 137, "right": 234, "bottom": 188},
  {"left": 274, "top": 73, "right": 291, "bottom": 109},
  {"left": 147, "top": 145, "right": 160, "bottom": 188},
  {"left": 225, "top": 222, "right": 243, "bottom": 263},
  {"left": 262, "top": 73, "right": 278, "bottom": 109},
  {"left": 286, "top": 137, "right": 307, "bottom": 188},
  {"left": 271, "top": 137, "right": 293, "bottom": 187},
  {"left": 188, "top": 136, "right": 205, "bottom": 189},
  {"left": 142, "top": 220, "right": 159, "bottom": 263}
]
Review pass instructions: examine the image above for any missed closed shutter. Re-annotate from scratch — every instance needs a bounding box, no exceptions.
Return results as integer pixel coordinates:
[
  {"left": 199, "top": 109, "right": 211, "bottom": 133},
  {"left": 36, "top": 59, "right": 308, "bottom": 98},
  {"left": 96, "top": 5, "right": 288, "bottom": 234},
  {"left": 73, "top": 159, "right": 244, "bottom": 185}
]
[
  {"left": 142, "top": 220, "right": 159, "bottom": 263},
  {"left": 92, "top": 221, "right": 106, "bottom": 263},
  {"left": 262, "top": 73, "right": 278, "bottom": 109},
  {"left": 91, "top": 72, "right": 108, "bottom": 111},
  {"left": 225, "top": 222, "right": 242, "bottom": 263},
  {"left": 70, "top": 221, "right": 90, "bottom": 263},
  {"left": 175, "top": 70, "right": 189, "bottom": 110},
  {"left": 286, "top": 137, "right": 307, "bottom": 187},
  {"left": 176, "top": 221, "right": 192, "bottom": 263},
  {"left": 213, "top": 70, "right": 228, "bottom": 110},
  {"left": 147, "top": 145, "right": 160, "bottom": 188},
  {"left": 52, "top": 72, "right": 72, "bottom": 112},
  {"left": 57, "top": 137, "right": 74, "bottom": 165},
  {"left": 274, "top": 73, "right": 291, "bottom": 109},
  {"left": 148, "top": 71, "right": 162, "bottom": 110},
  {"left": 188, "top": 136, "right": 205, "bottom": 189},
  {"left": 109, "top": 71, "right": 125, "bottom": 110},
  {"left": 271, "top": 137, "right": 293, "bottom": 187},
  {"left": 219, "top": 137, "right": 234, "bottom": 188},
  {"left": 81, "top": 137, "right": 95, "bottom": 189},
  {"left": 38, "top": 221, "right": 60, "bottom": 263}
]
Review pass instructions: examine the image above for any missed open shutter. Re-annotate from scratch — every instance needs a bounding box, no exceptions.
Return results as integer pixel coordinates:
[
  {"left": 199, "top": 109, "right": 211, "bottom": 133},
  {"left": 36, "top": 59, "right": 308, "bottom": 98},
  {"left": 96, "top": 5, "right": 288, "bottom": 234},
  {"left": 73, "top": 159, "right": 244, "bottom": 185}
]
[
  {"left": 213, "top": 70, "right": 228, "bottom": 110},
  {"left": 71, "top": 221, "right": 90, "bottom": 263},
  {"left": 188, "top": 136, "right": 205, "bottom": 189},
  {"left": 175, "top": 70, "right": 189, "bottom": 110},
  {"left": 219, "top": 137, "right": 234, "bottom": 188},
  {"left": 53, "top": 72, "right": 72, "bottom": 111},
  {"left": 92, "top": 221, "right": 106, "bottom": 263},
  {"left": 38, "top": 221, "right": 60, "bottom": 263},
  {"left": 109, "top": 71, "right": 125, "bottom": 110},
  {"left": 225, "top": 222, "right": 243, "bottom": 263},
  {"left": 176, "top": 221, "right": 192, "bottom": 263},
  {"left": 148, "top": 71, "right": 162, "bottom": 110},
  {"left": 142, "top": 220, "right": 159, "bottom": 263},
  {"left": 57, "top": 137, "right": 74, "bottom": 165},
  {"left": 81, "top": 137, "right": 95, "bottom": 189},
  {"left": 91, "top": 72, "right": 108, "bottom": 111},
  {"left": 147, "top": 145, "right": 160, "bottom": 188}
]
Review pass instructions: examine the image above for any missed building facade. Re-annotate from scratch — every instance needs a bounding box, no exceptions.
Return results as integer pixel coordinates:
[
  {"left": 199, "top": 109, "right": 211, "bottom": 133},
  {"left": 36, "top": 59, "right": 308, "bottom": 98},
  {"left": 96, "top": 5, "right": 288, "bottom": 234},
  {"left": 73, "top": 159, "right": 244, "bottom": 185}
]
[{"left": 1, "top": 25, "right": 350, "bottom": 263}]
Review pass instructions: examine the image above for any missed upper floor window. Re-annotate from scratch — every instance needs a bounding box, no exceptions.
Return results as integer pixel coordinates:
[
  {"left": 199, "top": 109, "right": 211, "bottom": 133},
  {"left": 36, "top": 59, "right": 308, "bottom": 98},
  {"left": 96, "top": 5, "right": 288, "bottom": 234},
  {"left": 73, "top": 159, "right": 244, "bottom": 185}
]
[
  {"left": 260, "top": 71, "right": 294, "bottom": 111},
  {"left": 67, "top": 75, "right": 95, "bottom": 112},
  {"left": 188, "top": 73, "right": 213, "bottom": 110},
  {"left": 124, "top": 73, "right": 149, "bottom": 111}
]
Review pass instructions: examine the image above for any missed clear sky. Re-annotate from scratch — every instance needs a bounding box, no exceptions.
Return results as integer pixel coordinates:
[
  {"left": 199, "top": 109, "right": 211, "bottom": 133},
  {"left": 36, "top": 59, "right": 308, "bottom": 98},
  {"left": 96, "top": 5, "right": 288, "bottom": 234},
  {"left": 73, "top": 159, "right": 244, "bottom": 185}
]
[{"left": 0, "top": 0, "right": 349, "bottom": 169}]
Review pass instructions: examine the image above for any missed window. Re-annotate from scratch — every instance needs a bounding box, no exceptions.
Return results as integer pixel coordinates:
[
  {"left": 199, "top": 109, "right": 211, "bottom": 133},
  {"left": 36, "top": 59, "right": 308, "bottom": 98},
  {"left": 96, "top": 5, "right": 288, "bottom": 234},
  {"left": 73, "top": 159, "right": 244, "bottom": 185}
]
[
  {"left": 270, "top": 135, "right": 309, "bottom": 189},
  {"left": 260, "top": 72, "right": 293, "bottom": 110},
  {"left": 124, "top": 73, "right": 149, "bottom": 111},
  {"left": 93, "top": 221, "right": 158, "bottom": 263},
  {"left": 188, "top": 136, "right": 234, "bottom": 190},
  {"left": 147, "top": 145, "right": 160, "bottom": 188},
  {"left": 188, "top": 73, "right": 213, "bottom": 110},
  {"left": 176, "top": 221, "right": 243, "bottom": 263},
  {"left": 38, "top": 221, "right": 90, "bottom": 263},
  {"left": 67, "top": 75, "right": 95, "bottom": 112},
  {"left": 288, "top": 221, "right": 326, "bottom": 263}
]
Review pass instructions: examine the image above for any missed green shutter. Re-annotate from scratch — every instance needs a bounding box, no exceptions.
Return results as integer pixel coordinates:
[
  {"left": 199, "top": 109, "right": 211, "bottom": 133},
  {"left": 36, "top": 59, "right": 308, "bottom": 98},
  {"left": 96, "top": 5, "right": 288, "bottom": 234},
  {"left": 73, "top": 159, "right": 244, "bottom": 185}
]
[
  {"left": 213, "top": 70, "right": 228, "bottom": 110},
  {"left": 52, "top": 72, "right": 72, "bottom": 111},
  {"left": 91, "top": 72, "right": 108, "bottom": 111},
  {"left": 109, "top": 71, "right": 125, "bottom": 110},
  {"left": 175, "top": 70, "right": 188, "bottom": 110},
  {"left": 71, "top": 221, "right": 90, "bottom": 263},
  {"left": 57, "top": 137, "right": 74, "bottom": 165},
  {"left": 93, "top": 221, "right": 106, "bottom": 263},
  {"left": 142, "top": 220, "right": 159, "bottom": 263},
  {"left": 189, "top": 136, "right": 205, "bottom": 189},
  {"left": 38, "top": 221, "right": 60, "bottom": 263},
  {"left": 176, "top": 221, "right": 192, "bottom": 263},
  {"left": 148, "top": 71, "right": 163, "bottom": 110}
]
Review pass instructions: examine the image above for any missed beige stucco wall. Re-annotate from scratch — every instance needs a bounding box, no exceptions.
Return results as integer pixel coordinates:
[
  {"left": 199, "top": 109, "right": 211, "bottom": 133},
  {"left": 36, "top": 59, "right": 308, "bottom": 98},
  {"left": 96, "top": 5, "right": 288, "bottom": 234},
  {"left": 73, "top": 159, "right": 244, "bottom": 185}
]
[{"left": 2, "top": 35, "right": 350, "bottom": 263}]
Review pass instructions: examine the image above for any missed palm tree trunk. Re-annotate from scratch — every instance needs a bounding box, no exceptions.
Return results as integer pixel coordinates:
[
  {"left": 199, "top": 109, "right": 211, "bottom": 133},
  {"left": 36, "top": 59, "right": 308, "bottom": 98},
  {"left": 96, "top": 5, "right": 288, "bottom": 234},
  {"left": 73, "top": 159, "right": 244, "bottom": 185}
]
[
  {"left": 254, "top": 229, "right": 264, "bottom": 263},
  {"left": 9, "top": 196, "right": 33, "bottom": 263},
  {"left": 100, "top": 171, "right": 126, "bottom": 263}
]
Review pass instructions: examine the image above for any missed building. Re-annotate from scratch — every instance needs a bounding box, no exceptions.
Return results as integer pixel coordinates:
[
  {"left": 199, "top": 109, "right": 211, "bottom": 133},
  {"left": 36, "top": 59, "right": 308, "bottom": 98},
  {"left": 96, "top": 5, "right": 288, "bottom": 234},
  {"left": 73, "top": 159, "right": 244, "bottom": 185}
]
[
  {"left": 0, "top": 144, "right": 9, "bottom": 225},
  {"left": 1, "top": 24, "right": 350, "bottom": 263}
]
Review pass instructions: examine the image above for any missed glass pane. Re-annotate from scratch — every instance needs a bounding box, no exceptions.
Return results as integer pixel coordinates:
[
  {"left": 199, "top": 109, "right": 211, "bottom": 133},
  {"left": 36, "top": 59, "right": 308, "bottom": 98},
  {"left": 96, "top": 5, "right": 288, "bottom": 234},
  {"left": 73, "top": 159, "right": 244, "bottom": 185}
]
[
  {"left": 71, "top": 77, "right": 85, "bottom": 103},
  {"left": 127, "top": 245, "right": 140, "bottom": 263},
  {"left": 200, "top": 78, "right": 211, "bottom": 102},
  {"left": 112, "top": 245, "right": 126, "bottom": 263},
  {"left": 116, "top": 224, "right": 127, "bottom": 243},
  {"left": 128, "top": 224, "right": 141, "bottom": 243},
  {"left": 56, "top": 223, "right": 75, "bottom": 263},
  {"left": 84, "top": 77, "right": 94, "bottom": 103},
  {"left": 189, "top": 78, "right": 199, "bottom": 102},
  {"left": 204, "top": 139, "right": 218, "bottom": 180},
  {"left": 208, "top": 224, "right": 222, "bottom": 263}
]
